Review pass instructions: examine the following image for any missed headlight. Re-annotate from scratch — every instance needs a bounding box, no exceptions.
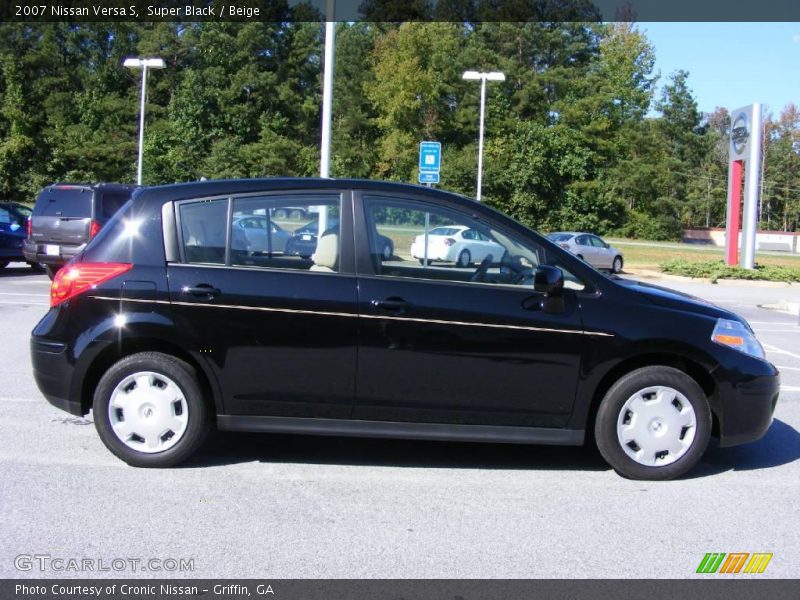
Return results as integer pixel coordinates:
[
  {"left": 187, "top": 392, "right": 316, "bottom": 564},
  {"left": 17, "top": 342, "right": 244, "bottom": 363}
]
[{"left": 711, "top": 318, "right": 765, "bottom": 360}]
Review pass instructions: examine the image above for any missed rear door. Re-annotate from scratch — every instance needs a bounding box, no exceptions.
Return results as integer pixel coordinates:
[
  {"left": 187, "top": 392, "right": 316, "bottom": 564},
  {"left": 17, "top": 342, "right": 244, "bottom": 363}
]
[
  {"left": 166, "top": 189, "right": 359, "bottom": 419},
  {"left": 30, "top": 186, "right": 93, "bottom": 252}
]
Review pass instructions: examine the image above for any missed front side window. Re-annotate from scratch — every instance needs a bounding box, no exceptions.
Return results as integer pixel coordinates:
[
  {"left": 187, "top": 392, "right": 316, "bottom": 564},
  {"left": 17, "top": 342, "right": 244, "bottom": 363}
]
[
  {"left": 177, "top": 194, "right": 340, "bottom": 272},
  {"left": 364, "top": 196, "right": 584, "bottom": 290}
]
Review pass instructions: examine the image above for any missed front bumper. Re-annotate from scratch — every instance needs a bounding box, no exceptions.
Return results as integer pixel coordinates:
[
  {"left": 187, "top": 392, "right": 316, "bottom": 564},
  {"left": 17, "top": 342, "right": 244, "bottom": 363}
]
[{"left": 717, "top": 369, "right": 780, "bottom": 447}]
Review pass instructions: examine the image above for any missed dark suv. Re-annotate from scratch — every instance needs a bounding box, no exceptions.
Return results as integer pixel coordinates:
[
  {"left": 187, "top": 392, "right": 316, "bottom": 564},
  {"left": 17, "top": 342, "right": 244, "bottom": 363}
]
[
  {"left": 23, "top": 183, "right": 136, "bottom": 278},
  {"left": 30, "top": 179, "right": 779, "bottom": 479}
]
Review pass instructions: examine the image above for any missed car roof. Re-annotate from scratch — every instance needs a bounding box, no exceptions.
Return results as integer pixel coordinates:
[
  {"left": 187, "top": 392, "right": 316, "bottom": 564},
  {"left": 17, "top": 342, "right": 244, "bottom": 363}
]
[{"left": 135, "top": 178, "right": 477, "bottom": 208}]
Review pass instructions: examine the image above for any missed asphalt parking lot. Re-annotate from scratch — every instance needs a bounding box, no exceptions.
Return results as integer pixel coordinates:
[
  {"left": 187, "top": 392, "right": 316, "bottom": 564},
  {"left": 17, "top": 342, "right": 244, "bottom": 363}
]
[{"left": 0, "top": 262, "right": 798, "bottom": 579}]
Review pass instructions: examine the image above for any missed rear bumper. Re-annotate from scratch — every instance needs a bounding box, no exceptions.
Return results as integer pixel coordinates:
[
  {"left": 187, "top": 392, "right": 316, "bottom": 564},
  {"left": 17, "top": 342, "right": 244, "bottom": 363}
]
[
  {"left": 23, "top": 241, "right": 84, "bottom": 266},
  {"left": 717, "top": 369, "right": 780, "bottom": 447},
  {"left": 30, "top": 337, "right": 85, "bottom": 416}
]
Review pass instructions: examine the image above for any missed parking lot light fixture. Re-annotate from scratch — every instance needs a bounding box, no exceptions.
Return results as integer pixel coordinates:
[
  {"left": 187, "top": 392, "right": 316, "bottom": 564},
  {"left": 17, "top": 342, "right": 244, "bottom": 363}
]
[
  {"left": 123, "top": 57, "right": 166, "bottom": 185},
  {"left": 462, "top": 70, "right": 505, "bottom": 201}
]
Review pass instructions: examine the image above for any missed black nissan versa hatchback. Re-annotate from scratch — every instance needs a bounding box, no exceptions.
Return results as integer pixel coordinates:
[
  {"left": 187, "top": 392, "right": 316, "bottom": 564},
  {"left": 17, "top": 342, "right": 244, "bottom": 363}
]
[{"left": 30, "top": 179, "right": 779, "bottom": 480}]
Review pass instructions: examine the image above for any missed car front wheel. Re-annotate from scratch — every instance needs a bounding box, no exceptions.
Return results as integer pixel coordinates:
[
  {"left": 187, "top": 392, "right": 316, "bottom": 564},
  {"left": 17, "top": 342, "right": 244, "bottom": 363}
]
[
  {"left": 594, "top": 366, "right": 711, "bottom": 480},
  {"left": 93, "top": 352, "right": 211, "bottom": 467}
]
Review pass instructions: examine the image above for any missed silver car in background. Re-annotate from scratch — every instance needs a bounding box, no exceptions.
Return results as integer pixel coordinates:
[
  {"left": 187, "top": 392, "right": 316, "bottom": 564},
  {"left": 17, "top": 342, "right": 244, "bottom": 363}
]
[{"left": 547, "top": 232, "right": 624, "bottom": 273}]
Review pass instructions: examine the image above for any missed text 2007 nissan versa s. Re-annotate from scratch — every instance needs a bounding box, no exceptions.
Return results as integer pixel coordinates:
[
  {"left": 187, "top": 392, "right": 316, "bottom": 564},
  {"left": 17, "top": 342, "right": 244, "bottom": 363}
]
[{"left": 30, "top": 179, "right": 779, "bottom": 479}]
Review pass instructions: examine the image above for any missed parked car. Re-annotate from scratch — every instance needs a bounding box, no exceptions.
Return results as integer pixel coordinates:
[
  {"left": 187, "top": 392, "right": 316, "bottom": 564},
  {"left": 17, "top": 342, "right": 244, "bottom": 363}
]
[
  {"left": 547, "top": 232, "right": 624, "bottom": 273},
  {"left": 286, "top": 217, "right": 394, "bottom": 260},
  {"left": 23, "top": 183, "right": 136, "bottom": 279},
  {"left": 411, "top": 224, "right": 505, "bottom": 267},
  {"left": 0, "top": 201, "right": 42, "bottom": 271},
  {"left": 232, "top": 215, "right": 291, "bottom": 253},
  {"left": 30, "top": 178, "right": 778, "bottom": 480}
]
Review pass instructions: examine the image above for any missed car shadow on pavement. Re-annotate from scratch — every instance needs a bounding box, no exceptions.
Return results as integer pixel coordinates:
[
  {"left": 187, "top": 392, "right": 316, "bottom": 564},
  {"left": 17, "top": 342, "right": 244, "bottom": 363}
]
[
  {"left": 689, "top": 419, "right": 800, "bottom": 478},
  {"left": 188, "top": 431, "right": 610, "bottom": 473},
  {"left": 0, "top": 263, "right": 44, "bottom": 277}
]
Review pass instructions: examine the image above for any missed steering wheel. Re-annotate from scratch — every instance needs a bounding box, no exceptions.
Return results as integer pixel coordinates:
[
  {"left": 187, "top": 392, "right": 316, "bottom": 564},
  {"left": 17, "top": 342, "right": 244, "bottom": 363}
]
[{"left": 470, "top": 254, "right": 494, "bottom": 283}]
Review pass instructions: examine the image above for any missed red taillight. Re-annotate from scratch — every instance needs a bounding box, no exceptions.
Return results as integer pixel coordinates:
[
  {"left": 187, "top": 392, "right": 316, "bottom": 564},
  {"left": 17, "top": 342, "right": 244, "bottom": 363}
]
[
  {"left": 444, "top": 238, "right": 455, "bottom": 246},
  {"left": 90, "top": 220, "right": 102, "bottom": 238},
  {"left": 50, "top": 263, "right": 132, "bottom": 307},
  {"left": 26, "top": 217, "right": 32, "bottom": 239}
]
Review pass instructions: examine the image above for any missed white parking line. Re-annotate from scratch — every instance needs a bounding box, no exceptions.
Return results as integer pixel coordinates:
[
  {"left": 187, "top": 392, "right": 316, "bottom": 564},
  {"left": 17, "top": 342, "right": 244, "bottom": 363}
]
[
  {"left": 0, "top": 292, "right": 48, "bottom": 296},
  {"left": 763, "top": 343, "right": 800, "bottom": 361},
  {"left": 781, "top": 386, "right": 800, "bottom": 392},
  {"left": 775, "top": 365, "right": 800, "bottom": 372},
  {"left": 0, "top": 300, "right": 48, "bottom": 307},
  {"left": 749, "top": 321, "right": 797, "bottom": 325}
]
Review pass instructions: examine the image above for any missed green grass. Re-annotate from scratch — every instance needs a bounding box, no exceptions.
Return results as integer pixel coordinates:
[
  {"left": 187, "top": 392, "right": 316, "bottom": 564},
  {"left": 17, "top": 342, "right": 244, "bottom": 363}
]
[
  {"left": 660, "top": 259, "right": 800, "bottom": 283},
  {"left": 605, "top": 239, "right": 800, "bottom": 271}
]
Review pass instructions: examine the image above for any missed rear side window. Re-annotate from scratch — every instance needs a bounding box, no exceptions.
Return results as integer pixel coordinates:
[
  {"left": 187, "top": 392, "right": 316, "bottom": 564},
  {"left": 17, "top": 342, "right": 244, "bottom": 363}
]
[
  {"left": 34, "top": 188, "right": 92, "bottom": 217},
  {"left": 179, "top": 200, "right": 229, "bottom": 265},
  {"left": 98, "top": 192, "right": 133, "bottom": 220}
]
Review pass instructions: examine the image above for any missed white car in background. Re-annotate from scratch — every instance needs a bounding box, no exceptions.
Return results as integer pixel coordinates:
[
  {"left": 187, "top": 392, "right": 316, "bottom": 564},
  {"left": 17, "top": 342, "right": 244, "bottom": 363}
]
[
  {"left": 411, "top": 225, "right": 505, "bottom": 267},
  {"left": 547, "top": 232, "right": 624, "bottom": 273}
]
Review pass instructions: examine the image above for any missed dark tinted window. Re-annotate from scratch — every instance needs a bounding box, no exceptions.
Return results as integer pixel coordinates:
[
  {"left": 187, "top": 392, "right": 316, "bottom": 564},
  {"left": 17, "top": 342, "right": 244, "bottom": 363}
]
[
  {"left": 34, "top": 188, "right": 92, "bottom": 217},
  {"left": 98, "top": 191, "right": 133, "bottom": 220}
]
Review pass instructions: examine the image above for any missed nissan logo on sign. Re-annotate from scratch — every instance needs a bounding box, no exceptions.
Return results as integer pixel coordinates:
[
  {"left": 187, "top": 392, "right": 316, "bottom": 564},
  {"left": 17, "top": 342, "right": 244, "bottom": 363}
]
[{"left": 731, "top": 112, "right": 750, "bottom": 156}]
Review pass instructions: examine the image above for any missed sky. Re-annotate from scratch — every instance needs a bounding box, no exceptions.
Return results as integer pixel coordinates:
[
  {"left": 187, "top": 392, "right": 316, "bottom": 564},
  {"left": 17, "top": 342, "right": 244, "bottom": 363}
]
[{"left": 641, "top": 22, "right": 799, "bottom": 117}]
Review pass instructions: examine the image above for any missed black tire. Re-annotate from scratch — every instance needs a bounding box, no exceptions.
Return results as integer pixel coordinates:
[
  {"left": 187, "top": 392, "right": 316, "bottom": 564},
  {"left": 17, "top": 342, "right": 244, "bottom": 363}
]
[
  {"left": 93, "top": 352, "right": 211, "bottom": 468},
  {"left": 0, "top": 260, "right": 8, "bottom": 270},
  {"left": 595, "top": 366, "right": 711, "bottom": 480},
  {"left": 457, "top": 249, "right": 471, "bottom": 268},
  {"left": 612, "top": 256, "right": 623, "bottom": 274},
  {"left": 28, "top": 261, "right": 45, "bottom": 273},
  {"left": 45, "top": 264, "right": 60, "bottom": 280},
  {"left": 576, "top": 254, "right": 584, "bottom": 261}
]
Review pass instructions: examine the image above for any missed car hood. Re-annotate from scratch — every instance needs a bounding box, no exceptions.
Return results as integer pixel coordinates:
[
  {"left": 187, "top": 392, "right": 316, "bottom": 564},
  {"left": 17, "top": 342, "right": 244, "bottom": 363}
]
[{"left": 612, "top": 277, "right": 737, "bottom": 321}]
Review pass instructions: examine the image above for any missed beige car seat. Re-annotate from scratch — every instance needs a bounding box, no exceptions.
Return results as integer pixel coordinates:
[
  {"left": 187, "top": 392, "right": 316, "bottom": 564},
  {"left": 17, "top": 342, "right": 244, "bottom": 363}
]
[{"left": 310, "top": 232, "right": 338, "bottom": 272}]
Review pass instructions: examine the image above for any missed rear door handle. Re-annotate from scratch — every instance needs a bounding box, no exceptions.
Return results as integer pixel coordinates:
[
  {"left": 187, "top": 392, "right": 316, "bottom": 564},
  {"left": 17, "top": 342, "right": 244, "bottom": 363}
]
[
  {"left": 371, "top": 297, "right": 410, "bottom": 312},
  {"left": 181, "top": 284, "right": 221, "bottom": 300}
]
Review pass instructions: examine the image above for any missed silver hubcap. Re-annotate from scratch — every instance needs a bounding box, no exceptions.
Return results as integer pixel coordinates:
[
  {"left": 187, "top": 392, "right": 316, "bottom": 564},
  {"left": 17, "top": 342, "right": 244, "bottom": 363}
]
[
  {"left": 108, "top": 371, "right": 188, "bottom": 453},
  {"left": 616, "top": 386, "right": 697, "bottom": 467}
]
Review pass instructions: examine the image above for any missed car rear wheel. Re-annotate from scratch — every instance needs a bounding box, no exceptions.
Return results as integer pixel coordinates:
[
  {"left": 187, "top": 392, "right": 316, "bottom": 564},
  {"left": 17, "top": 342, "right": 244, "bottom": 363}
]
[
  {"left": 457, "top": 249, "right": 471, "bottom": 268},
  {"left": 93, "top": 352, "right": 211, "bottom": 468},
  {"left": 594, "top": 366, "right": 711, "bottom": 480},
  {"left": 612, "top": 256, "right": 623, "bottom": 273},
  {"left": 44, "top": 264, "right": 59, "bottom": 280},
  {"left": 28, "top": 261, "right": 45, "bottom": 273},
  {"left": 0, "top": 260, "right": 8, "bottom": 270}
]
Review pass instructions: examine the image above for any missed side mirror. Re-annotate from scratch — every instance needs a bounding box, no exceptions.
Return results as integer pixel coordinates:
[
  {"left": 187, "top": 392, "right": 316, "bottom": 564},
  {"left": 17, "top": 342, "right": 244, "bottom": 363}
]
[{"left": 534, "top": 265, "right": 564, "bottom": 296}]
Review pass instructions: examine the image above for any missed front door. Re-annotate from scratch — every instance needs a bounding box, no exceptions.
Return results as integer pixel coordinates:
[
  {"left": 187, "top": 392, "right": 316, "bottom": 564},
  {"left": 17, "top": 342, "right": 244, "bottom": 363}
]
[
  {"left": 353, "top": 194, "right": 589, "bottom": 428},
  {"left": 166, "top": 191, "right": 358, "bottom": 418}
]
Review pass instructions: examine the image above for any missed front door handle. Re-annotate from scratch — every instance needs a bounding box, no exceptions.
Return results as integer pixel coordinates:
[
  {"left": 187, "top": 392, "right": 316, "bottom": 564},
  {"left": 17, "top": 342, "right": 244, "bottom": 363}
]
[
  {"left": 181, "top": 284, "right": 221, "bottom": 300},
  {"left": 371, "top": 297, "right": 410, "bottom": 312}
]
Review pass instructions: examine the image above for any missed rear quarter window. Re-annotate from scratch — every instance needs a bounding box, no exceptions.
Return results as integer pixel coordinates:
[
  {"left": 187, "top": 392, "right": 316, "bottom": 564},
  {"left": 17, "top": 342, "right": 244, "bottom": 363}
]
[{"left": 34, "top": 188, "right": 92, "bottom": 218}]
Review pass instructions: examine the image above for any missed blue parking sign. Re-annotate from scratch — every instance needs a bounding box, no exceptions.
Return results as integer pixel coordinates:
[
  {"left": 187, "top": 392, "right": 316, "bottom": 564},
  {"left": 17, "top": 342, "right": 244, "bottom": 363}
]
[{"left": 419, "top": 141, "right": 441, "bottom": 172}]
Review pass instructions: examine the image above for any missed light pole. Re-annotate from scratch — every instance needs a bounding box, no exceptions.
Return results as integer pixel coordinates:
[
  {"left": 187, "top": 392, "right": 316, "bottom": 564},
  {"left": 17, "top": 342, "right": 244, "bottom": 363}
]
[
  {"left": 124, "top": 57, "right": 165, "bottom": 185},
  {"left": 462, "top": 70, "right": 505, "bottom": 201}
]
